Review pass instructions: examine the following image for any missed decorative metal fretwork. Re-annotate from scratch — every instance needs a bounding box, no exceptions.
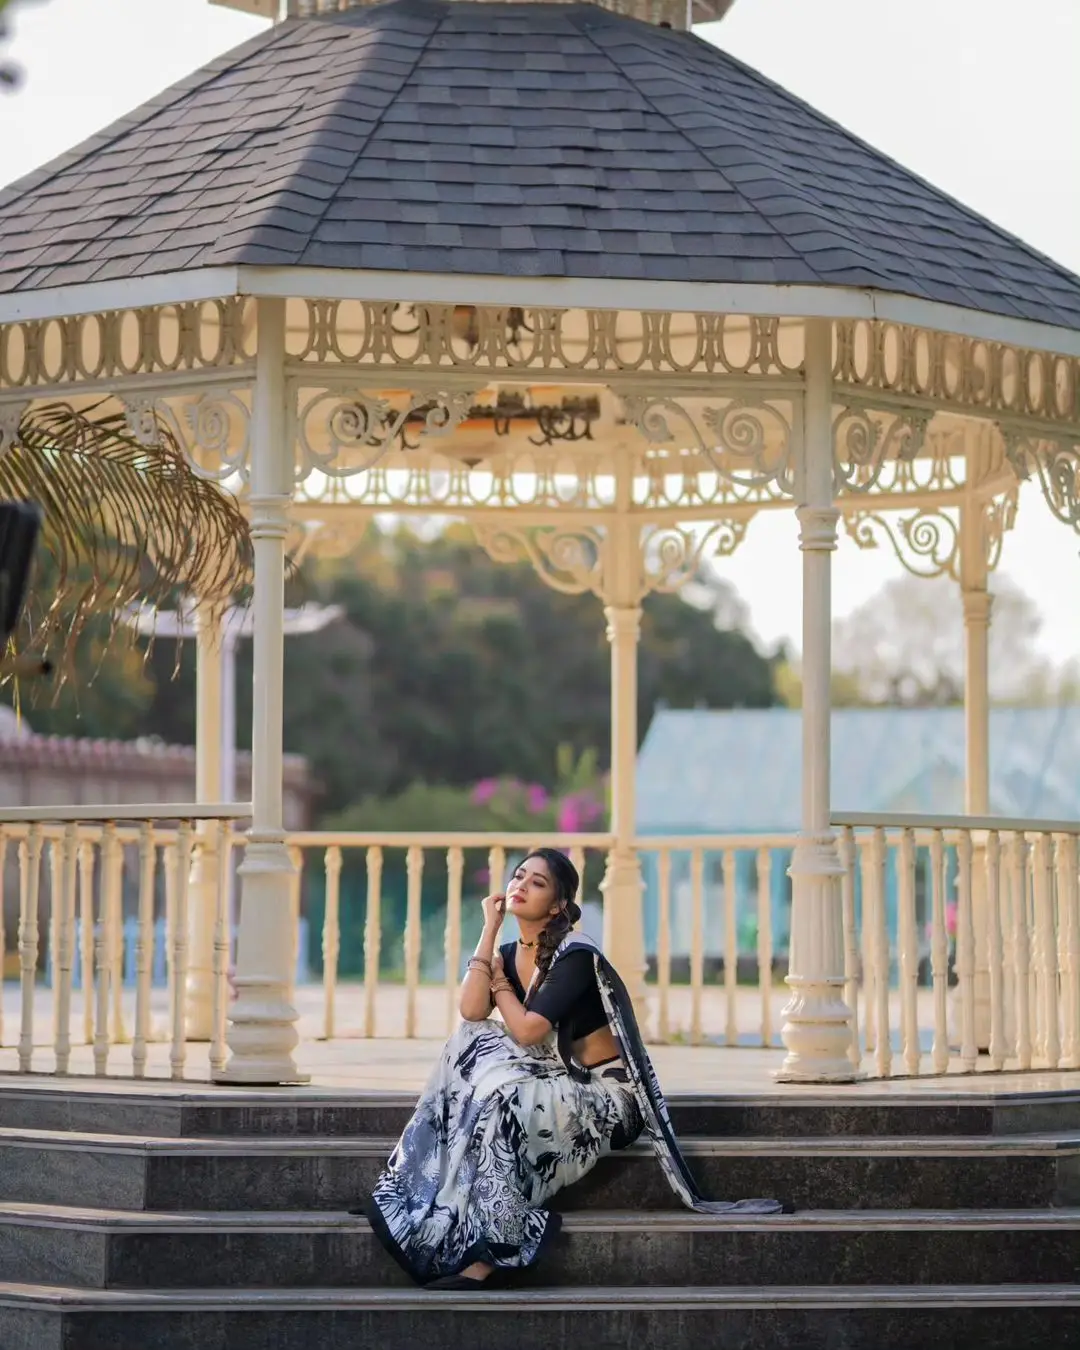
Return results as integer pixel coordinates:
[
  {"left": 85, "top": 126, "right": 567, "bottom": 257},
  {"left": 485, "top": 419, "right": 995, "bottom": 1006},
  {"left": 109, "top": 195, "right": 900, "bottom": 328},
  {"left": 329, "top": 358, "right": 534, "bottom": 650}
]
[
  {"left": 294, "top": 387, "right": 476, "bottom": 481},
  {"left": 982, "top": 487, "right": 1019, "bottom": 570},
  {"left": 622, "top": 394, "right": 796, "bottom": 499},
  {"left": 832, "top": 402, "right": 932, "bottom": 495},
  {"left": 473, "top": 519, "right": 746, "bottom": 603},
  {"left": 0, "top": 299, "right": 253, "bottom": 393},
  {"left": 122, "top": 390, "right": 252, "bottom": 483},
  {"left": 844, "top": 507, "right": 961, "bottom": 579},
  {"left": 290, "top": 302, "right": 804, "bottom": 383},
  {"left": 835, "top": 320, "right": 1080, "bottom": 431},
  {"left": 1000, "top": 427, "right": 1080, "bottom": 531}
]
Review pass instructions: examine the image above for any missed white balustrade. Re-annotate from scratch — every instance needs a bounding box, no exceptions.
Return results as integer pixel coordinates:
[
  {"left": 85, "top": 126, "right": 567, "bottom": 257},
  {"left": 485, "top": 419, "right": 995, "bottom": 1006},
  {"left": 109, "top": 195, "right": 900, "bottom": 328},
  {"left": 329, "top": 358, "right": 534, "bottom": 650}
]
[{"left": 4, "top": 808, "right": 1080, "bottom": 1081}]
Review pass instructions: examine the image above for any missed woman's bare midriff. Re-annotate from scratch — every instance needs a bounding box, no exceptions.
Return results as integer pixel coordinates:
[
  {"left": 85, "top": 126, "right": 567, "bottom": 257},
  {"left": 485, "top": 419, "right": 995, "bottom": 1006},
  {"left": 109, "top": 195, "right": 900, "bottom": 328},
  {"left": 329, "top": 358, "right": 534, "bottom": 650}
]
[{"left": 574, "top": 1025, "right": 620, "bottom": 1069}]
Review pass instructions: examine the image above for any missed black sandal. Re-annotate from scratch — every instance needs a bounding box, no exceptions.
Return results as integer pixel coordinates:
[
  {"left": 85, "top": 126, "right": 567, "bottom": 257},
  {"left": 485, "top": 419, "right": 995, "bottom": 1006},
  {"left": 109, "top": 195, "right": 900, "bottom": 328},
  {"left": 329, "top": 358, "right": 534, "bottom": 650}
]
[{"left": 425, "top": 1273, "right": 489, "bottom": 1291}]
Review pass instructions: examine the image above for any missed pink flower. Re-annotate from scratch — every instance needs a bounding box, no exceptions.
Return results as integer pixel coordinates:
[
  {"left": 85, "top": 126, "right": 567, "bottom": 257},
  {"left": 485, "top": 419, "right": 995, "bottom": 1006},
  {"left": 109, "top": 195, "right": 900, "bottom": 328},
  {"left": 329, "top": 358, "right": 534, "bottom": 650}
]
[
  {"left": 526, "top": 784, "right": 549, "bottom": 813},
  {"left": 557, "top": 798, "right": 582, "bottom": 833},
  {"left": 945, "top": 901, "right": 958, "bottom": 939},
  {"left": 471, "top": 778, "right": 498, "bottom": 805}
]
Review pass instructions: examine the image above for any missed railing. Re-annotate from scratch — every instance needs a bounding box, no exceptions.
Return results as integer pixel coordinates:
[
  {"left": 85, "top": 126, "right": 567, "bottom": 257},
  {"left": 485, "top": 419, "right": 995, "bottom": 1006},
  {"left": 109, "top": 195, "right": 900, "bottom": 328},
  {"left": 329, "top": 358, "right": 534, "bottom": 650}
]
[
  {"left": 834, "top": 813, "right": 1080, "bottom": 1077},
  {"left": 0, "top": 805, "right": 249, "bottom": 1079},
  {"left": 4, "top": 810, "right": 1080, "bottom": 1081}
]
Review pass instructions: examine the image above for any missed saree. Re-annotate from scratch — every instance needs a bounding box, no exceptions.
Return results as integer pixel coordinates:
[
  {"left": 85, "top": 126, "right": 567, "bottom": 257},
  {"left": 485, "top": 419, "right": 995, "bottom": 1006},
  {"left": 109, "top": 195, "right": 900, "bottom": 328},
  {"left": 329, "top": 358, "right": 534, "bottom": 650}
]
[{"left": 365, "top": 933, "right": 783, "bottom": 1285}]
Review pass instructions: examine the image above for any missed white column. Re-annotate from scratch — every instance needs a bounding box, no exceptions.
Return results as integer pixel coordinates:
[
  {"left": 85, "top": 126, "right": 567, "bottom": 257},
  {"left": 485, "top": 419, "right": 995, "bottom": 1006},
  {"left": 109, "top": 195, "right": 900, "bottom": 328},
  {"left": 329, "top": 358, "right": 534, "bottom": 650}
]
[
  {"left": 186, "top": 603, "right": 224, "bottom": 1039},
  {"left": 777, "top": 317, "right": 855, "bottom": 1082},
  {"left": 960, "top": 497, "right": 994, "bottom": 1048},
  {"left": 599, "top": 491, "right": 647, "bottom": 1016},
  {"left": 216, "top": 297, "right": 303, "bottom": 1085}
]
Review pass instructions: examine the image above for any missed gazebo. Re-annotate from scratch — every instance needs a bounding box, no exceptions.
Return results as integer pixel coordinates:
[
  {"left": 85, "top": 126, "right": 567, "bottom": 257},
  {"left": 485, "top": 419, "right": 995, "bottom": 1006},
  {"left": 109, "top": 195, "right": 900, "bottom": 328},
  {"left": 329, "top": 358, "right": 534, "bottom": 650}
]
[{"left": 1, "top": 0, "right": 1079, "bottom": 1086}]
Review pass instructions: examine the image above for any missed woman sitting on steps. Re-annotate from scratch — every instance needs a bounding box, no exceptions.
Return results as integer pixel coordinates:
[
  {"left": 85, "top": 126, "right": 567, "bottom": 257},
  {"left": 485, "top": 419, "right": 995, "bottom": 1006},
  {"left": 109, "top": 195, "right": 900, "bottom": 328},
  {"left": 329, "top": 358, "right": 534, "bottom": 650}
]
[{"left": 363, "top": 847, "right": 788, "bottom": 1290}]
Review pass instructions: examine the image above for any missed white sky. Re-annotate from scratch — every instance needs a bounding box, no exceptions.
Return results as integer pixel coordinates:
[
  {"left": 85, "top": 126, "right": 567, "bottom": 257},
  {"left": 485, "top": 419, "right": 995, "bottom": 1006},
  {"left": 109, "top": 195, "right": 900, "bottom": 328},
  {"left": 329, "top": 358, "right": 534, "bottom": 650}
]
[{"left": 2, "top": 0, "right": 1078, "bottom": 661}]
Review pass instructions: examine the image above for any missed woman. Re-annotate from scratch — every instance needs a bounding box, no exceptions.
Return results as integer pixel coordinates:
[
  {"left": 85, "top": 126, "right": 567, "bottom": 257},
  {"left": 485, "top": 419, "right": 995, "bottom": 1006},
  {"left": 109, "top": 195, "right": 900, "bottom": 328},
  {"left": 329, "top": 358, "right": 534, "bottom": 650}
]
[{"left": 364, "top": 847, "right": 785, "bottom": 1291}]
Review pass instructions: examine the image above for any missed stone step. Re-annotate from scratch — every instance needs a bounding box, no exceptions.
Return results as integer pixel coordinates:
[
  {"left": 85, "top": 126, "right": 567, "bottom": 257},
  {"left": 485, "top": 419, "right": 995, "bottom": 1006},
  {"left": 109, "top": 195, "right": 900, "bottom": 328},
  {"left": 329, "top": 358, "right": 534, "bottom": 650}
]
[
  {"left": 3, "top": 1281, "right": 1080, "bottom": 1350},
  {"left": 3, "top": 1084, "right": 1079, "bottom": 1140},
  {"left": 0, "top": 1203, "right": 1077, "bottom": 1290},
  {"left": 0, "top": 1127, "right": 1077, "bottom": 1212}
]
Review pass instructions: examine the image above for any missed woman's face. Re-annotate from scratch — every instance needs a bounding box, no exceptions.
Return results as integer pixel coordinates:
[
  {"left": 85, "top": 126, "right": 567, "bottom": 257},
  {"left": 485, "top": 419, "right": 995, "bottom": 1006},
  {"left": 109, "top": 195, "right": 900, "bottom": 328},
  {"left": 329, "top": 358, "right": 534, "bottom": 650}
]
[{"left": 505, "top": 855, "right": 560, "bottom": 924}]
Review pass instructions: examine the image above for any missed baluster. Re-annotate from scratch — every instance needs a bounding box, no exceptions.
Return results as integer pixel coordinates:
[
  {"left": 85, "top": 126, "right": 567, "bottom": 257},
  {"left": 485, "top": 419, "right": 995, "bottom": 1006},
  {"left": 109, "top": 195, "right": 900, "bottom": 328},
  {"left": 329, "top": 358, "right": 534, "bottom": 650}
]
[
  {"left": 1057, "top": 833, "right": 1080, "bottom": 1069},
  {"left": 1000, "top": 836, "right": 1017, "bottom": 1055},
  {"left": 404, "top": 846, "right": 424, "bottom": 1039},
  {"left": 363, "top": 846, "right": 383, "bottom": 1038},
  {"left": 0, "top": 828, "right": 5, "bottom": 1049},
  {"left": 756, "top": 847, "right": 773, "bottom": 1049},
  {"left": 487, "top": 845, "right": 506, "bottom": 901},
  {"left": 1011, "top": 833, "right": 1032, "bottom": 1070},
  {"left": 17, "top": 827, "right": 42, "bottom": 1073},
  {"left": 859, "top": 840, "right": 876, "bottom": 1055},
  {"left": 444, "top": 847, "right": 464, "bottom": 1035},
  {"left": 322, "top": 846, "right": 343, "bottom": 1042},
  {"left": 570, "top": 847, "right": 586, "bottom": 929},
  {"left": 78, "top": 838, "right": 95, "bottom": 1045},
  {"left": 722, "top": 848, "right": 738, "bottom": 1046},
  {"left": 163, "top": 842, "right": 177, "bottom": 1038},
  {"left": 108, "top": 836, "right": 128, "bottom": 1046},
  {"left": 210, "top": 824, "right": 231, "bottom": 1078},
  {"left": 656, "top": 850, "right": 671, "bottom": 1042},
  {"left": 169, "top": 821, "right": 194, "bottom": 1081},
  {"left": 1032, "top": 833, "right": 1060, "bottom": 1068},
  {"left": 288, "top": 845, "right": 304, "bottom": 984},
  {"left": 840, "top": 827, "right": 860, "bottom": 1072},
  {"left": 94, "top": 825, "right": 120, "bottom": 1077},
  {"left": 53, "top": 823, "right": 78, "bottom": 1075},
  {"left": 955, "top": 831, "right": 977, "bottom": 1072},
  {"left": 870, "top": 827, "right": 891, "bottom": 1078},
  {"left": 690, "top": 849, "right": 704, "bottom": 1046},
  {"left": 985, "top": 831, "right": 1006, "bottom": 1070},
  {"left": 928, "top": 829, "right": 949, "bottom": 1075},
  {"left": 897, "top": 828, "right": 920, "bottom": 1076},
  {"left": 132, "top": 822, "right": 156, "bottom": 1080},
  {"left": 48, "top": 835, "right": 61, "bottom": 1036}
]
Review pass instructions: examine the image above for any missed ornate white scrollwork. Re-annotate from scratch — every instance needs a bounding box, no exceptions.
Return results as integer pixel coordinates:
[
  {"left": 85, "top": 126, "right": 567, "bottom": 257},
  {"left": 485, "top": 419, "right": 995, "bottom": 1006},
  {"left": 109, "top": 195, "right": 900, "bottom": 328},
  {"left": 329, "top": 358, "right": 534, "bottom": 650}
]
[
  {"left": 622, "top": 394, "right": 795, "bottom": 497},
  {"left": 982, "top": 487, "right": 1018, "bottom": 570},
  {"left": 844, "top": 507, "right": 960, "bottom": 579},
  {"left": 0, "top": 400, "right": 28, "bottom": 454},
  {"left": 1000, "top": 427, "right": 1080, "bottom": 531},
  {"left": 122, "top": 391, "right": 252, "bottom": 483},
  {"left": 474, "top": 517, "right": 747, "bottom": 603},
  {"left": 473, "top": 524, "right": 606, "bottom": 598},
  {"left": 833, "top": 403, "right": 932, "bottom": 494},
  {"left": 640, "top": 520, "right": 748, "bottom": 594},
  {"left": 295, "top": 387, "right": 476, "bottom": 481}
]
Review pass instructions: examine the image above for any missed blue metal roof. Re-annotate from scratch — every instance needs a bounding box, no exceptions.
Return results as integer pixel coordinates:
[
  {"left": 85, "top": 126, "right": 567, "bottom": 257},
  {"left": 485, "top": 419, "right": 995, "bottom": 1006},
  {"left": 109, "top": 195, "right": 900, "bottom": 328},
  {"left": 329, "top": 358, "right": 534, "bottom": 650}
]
[{"left": 636, "top": 706, "right": 1080, "bottom": 833}]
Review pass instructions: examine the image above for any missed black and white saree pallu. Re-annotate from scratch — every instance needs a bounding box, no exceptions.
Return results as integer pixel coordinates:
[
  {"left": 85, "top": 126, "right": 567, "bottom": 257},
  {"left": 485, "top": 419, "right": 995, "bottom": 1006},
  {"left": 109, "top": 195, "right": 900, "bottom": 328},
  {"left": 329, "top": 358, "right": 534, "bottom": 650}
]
[{"left": 365, "top": 933, "right": 784, "bottom": 1285}]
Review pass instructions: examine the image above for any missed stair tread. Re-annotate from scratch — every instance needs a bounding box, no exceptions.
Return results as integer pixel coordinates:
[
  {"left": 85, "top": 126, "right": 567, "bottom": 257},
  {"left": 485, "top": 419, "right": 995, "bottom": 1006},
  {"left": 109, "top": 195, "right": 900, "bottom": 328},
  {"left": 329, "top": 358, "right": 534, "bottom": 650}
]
[
  {"left": 1, "top": 1125, "right": 1078, "bottom": 1155},
  {"left": 3, "top": 1281, "right": 1080, "bottom": 1310},
  {"left": 0, "top": 1202, "right": 1078, "bottom": 1231}
]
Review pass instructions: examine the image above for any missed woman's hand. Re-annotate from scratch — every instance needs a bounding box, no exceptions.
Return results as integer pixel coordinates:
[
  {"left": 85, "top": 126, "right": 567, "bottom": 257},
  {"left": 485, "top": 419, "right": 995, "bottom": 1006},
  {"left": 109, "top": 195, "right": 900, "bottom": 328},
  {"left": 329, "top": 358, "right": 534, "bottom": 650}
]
[{"left": 481, "top": 892, "right": 506, "bottom": 933}]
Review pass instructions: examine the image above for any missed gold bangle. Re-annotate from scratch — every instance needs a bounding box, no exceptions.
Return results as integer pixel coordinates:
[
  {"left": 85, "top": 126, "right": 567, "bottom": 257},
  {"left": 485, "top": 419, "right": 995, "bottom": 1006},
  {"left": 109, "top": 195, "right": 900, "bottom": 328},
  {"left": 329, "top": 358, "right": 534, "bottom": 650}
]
[
  {"left": 490, "top": 980, "right": 514, "bottom": 997},
  {"left": 467, "top": 958, "right": 492, "bottom": 975}
]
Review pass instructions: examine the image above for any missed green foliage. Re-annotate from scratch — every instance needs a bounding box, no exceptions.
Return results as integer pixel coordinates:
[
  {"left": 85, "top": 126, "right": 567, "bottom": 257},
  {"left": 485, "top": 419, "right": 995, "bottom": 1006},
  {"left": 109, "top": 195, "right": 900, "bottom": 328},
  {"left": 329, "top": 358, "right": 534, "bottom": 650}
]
[{"left": 12, "top": 523, "right": 778, "bottom": 816}]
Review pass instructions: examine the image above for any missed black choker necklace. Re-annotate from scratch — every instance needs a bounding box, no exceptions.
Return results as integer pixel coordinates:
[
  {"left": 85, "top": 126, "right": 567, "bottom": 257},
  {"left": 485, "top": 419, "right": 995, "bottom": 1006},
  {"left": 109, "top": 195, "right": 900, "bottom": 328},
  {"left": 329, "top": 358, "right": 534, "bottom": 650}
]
[{"left": 517, "top": 938, "right": 536, "bottom": 949}]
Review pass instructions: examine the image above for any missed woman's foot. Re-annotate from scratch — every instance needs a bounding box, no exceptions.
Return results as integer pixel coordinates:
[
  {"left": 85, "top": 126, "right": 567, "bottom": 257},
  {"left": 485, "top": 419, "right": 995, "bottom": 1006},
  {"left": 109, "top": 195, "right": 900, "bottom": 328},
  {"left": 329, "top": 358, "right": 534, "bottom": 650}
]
[{"left": 426, "top": 1261, "right": 495, "bottom": 1291}]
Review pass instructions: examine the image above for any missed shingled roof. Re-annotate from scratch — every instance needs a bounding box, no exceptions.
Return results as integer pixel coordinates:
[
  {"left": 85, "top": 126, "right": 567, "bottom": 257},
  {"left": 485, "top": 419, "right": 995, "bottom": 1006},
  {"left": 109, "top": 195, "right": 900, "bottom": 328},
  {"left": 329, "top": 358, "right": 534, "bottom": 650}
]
[{"left": 3, "top": 0, "right": 1080, "bottom": 331}]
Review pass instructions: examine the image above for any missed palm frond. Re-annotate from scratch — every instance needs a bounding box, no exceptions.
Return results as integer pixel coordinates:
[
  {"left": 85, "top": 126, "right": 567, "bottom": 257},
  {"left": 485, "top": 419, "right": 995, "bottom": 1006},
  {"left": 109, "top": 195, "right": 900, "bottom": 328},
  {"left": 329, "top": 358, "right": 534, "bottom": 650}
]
[{"left": 1, "top": 399, "right": 254, "bottom": 680}]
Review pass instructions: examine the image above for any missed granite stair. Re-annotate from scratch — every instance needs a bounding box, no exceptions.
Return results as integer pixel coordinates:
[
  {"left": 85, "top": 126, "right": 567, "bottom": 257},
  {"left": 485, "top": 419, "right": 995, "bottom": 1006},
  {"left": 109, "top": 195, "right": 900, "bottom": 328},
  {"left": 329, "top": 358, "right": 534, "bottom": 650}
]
[{"left": 0, "top": 1085, "right": 1077, "bottom": 1349}]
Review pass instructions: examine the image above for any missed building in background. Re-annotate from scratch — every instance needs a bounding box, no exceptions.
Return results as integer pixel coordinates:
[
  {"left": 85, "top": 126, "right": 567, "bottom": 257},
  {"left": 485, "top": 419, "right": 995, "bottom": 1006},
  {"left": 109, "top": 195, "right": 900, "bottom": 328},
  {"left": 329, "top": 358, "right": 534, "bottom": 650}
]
[{"left": 636, "top": 706, "right": 1080, "bottom": 976}]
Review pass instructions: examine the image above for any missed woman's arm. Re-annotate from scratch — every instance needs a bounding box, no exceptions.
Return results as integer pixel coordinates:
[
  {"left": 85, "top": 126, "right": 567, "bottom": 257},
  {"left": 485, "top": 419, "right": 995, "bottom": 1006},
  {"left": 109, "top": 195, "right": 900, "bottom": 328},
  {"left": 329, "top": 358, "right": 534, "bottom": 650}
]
[
  {"left": 459, "top": 893, "right": 505, "bottom": 1021},
  {"left": 491, "top": 981, "right": 553, "bottom": 1046}
]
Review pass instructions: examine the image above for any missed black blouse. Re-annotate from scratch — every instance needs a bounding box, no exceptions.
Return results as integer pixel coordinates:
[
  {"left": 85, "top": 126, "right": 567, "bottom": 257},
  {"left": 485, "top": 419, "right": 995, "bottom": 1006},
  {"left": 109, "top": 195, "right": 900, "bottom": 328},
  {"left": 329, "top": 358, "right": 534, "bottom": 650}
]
[{"left": 500, "top": 943, "right": 608, "bottom": 1041}]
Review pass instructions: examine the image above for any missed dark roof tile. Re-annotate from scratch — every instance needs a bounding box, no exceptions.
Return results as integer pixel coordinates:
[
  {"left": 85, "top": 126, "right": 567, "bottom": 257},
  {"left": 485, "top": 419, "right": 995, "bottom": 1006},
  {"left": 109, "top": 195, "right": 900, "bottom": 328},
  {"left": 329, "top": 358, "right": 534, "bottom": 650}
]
[{"left": 0, "top": 0, "right": 1075, "bottom": 331}]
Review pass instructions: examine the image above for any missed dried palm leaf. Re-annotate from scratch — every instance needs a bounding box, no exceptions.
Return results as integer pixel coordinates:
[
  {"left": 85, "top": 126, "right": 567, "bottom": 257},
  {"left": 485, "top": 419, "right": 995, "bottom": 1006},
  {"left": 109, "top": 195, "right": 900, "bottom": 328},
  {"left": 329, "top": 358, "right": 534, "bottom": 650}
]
[{"left": 1, "top": 399, "right": 253, "bottom": 683}]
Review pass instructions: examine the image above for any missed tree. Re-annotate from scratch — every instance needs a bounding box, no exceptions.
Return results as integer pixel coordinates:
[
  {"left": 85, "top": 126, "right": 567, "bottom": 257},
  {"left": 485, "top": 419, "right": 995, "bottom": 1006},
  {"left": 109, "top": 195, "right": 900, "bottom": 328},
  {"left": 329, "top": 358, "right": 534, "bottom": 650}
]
[{"left": 829, "top": 573, "right": 1064, "bottom": 707}]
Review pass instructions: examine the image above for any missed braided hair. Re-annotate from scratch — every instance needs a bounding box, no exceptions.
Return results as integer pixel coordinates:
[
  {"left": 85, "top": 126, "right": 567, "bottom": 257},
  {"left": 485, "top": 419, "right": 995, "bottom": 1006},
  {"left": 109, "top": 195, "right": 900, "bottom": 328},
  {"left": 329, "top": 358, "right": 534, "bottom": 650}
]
[{"left": 526, "top": 848, "right": 582, "bottom": 992}]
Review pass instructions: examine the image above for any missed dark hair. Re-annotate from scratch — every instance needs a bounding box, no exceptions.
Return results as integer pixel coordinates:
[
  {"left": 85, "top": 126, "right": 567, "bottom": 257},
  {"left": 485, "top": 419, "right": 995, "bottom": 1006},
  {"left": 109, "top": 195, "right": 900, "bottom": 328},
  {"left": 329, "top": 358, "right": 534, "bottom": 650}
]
[{"left": 521, "top": 848, "right": 582, "bottom": 989}]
